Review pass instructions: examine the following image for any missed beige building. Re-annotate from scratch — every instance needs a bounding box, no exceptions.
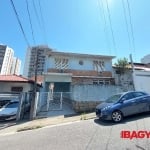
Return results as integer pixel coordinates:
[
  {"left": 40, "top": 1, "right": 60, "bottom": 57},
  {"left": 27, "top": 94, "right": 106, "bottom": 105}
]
[
  {"left": 11, "top": 57, "right": 21, "bottom": 75},
  {"left": 23, "top": 45, "right": 50, "bottom": 78}
]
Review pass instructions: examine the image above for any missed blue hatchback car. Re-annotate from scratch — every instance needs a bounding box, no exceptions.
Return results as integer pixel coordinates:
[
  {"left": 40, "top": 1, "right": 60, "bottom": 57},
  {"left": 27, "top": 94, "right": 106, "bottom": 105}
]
[{"left": 96, "top": 91, "right": 150, "bottom": 123}]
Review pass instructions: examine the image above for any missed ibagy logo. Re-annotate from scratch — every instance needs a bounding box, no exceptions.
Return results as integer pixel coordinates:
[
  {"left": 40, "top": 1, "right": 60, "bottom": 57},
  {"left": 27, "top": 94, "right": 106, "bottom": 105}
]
[{"left": 121, "top": 131, "right": 150, "bottom": 139}]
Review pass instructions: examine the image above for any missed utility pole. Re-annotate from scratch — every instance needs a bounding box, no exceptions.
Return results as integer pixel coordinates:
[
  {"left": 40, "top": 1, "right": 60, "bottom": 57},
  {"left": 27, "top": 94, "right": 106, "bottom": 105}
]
[
  {"left": 129, "top": 54, "right": 135, "bottom": 91},
  {"left": 30, "top": 47, "right": 38, "bottom": 120}
]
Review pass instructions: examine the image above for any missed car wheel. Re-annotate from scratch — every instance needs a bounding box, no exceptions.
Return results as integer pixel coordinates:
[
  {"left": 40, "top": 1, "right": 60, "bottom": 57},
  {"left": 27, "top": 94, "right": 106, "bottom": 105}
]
[{"left": 112, "top": 111, "right": 123, "bottom": 123}]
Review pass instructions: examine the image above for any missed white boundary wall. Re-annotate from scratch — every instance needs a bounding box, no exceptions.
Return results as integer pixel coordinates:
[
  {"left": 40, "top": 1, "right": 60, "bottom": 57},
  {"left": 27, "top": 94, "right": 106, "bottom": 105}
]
[{"left": 133, "top": 70, "right": 150, "bottom": 94}]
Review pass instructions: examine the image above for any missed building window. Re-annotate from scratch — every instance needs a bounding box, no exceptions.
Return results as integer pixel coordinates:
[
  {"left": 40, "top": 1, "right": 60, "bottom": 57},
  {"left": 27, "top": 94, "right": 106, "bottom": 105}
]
[
  {"left": 11, "top": 87, "right": 23, "bottom": 92},
  {"left": 93, "top": 80, "right": 110, "bottom": 85},
  {"left": 55, "top": 58, "right": 68, "bottom": 69},
  {"left": 93, "top": 60, "right": 105, "bottom": 72},
  {"left": 79, "top": 60, "right": 83, "bottom": 65},
  {"left": 105, "top": 80, "right": 110, "bottom": 85},
  {"left": 93, "top": 80, "right": 99, "bottom": 85}
]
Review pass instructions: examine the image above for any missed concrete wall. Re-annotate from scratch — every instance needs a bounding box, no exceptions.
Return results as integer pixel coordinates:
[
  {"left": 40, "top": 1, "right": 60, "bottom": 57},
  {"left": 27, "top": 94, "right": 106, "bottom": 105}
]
[
  {"left": 71, "top": 85, "right": 125, "bottom": 101},
  {"left": 133, "top": 70, "right": 150, "bottom": 93},
  {"left": 70, "top": 85, "right": 130, "bottom": 112},
  {"left": 0, "top": 82, "right": 33, "bottom": 93},
  {"left": 46, "top": 56, "right": 113, "bottom": 72}
]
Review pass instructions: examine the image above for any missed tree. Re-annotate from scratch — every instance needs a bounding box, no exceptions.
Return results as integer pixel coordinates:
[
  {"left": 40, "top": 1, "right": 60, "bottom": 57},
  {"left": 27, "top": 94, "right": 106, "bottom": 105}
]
[{"left": 114, "top": 57, "right": 129, "bottom": 75}]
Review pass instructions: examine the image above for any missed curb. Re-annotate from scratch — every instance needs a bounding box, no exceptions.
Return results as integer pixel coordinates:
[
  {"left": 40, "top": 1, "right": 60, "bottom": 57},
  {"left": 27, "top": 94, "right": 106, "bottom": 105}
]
[{"left": 0, "top": 113, "right": 96, "bottom": 135}]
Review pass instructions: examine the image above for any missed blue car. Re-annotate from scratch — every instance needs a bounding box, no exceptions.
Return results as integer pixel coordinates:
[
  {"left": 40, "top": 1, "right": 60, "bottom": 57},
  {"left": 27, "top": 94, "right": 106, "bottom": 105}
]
[{"left": 96, "top": 91, "right": 150, "bottom": 123}]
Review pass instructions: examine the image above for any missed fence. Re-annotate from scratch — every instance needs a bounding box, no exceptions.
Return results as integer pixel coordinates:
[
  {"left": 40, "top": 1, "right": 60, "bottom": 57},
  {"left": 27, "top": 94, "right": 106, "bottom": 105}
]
[
  {"left": 35, "top": 92, "right": 64, "bottom": 116},
  {"left": 70, "top": 85, "right": 131, "bottom": 101},
  {"left": 15, "top": 84, "right": 134, "bottom": 119}
]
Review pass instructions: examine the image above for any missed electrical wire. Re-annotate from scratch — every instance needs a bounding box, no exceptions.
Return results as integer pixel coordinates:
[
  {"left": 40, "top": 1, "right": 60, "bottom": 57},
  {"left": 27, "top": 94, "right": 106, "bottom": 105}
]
[
  {"left": 97, "top": 0, "right": 111, "bottom": 55},
  {"left": 26, "top": 0, "right": 36, "bottom": 45},
  {"left": 121, "top": 0, "right": 132, "bottom": 52},
  {"left": 126, "top": 0, "right": 136, "bottom": 60},
  {"left": 32, "top": 0, "right": 42, "bottom": 29},
  {"left": 105, "top": 0, "right": 117, "bottom": 55},
  {"left": 38, "top": 0, "right": 47, "bottom": 44},
  {"left": 10, "top": 0, "right": 30, "bottom": 47}
]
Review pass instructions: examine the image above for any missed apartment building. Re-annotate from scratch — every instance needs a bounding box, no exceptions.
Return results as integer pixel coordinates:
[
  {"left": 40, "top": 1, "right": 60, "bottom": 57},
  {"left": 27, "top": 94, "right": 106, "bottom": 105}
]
[
  {"left": 0, "top": 45, "right": 21, "bottom": 75},
  {"left": 11, "top": 57, "right": 21, "bottom": 75},
  {"left": 23, "top": 45, "right": 50, "bottom": 78},
  {"left": 0, "top": 45, "right": 14, "bottom": 75}
]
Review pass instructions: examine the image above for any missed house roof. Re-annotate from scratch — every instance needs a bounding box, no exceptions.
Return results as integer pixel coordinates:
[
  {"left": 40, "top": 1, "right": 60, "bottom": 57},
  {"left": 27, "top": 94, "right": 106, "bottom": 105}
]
[
  {"left": 0, "top": 75, "right": 42, "bottom": 86},
  {"left": 113, "top": 63, "right": 150, "bottom": 71},
  {"left": 47, "top": 50, "right": 115, "bottom": 59}
]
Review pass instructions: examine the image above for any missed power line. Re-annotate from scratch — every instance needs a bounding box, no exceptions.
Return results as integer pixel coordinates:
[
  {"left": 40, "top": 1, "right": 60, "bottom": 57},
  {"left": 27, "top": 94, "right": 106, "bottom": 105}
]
[
  {"left": 26, "top": 0, "right": 36, "bottom": 45},
  {"left": 126, "top": 0, "right": 136, "bottom": 60},
  {"left": 38, "top": 0, "right": 47, "bottom": 44},
  {"left": 97, "top": 0, "right": 111, "bottom": 54},
  {"left": 105, "top": 0, "right": 117, "bottom": 55},
  {"left": 121, "top": 0, "right": 132, "bottom": 52},
  {"left": 32, "top": 0, "right": 42, "bottom": 29},
  {"left": 32, "top": 0, "right": 47, "bottom": 44},
  {"left": 10, "top": 0, "right": 30, "bottom": 47}
]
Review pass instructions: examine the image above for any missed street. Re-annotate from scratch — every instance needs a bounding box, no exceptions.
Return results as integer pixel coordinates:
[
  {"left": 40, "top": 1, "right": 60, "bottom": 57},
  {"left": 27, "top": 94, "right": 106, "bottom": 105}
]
[{"left": 0, "top": 113, "right": 150, "bottom": 150}]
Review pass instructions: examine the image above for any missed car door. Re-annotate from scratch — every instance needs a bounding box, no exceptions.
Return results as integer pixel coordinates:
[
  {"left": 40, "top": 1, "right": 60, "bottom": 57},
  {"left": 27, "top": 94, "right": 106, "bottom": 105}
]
[
  {"left": 120, "top": 92, "right": 139, "bottom": 116},
  {"left": 132, "top": 92, "right": 149, "bottom": 113}
]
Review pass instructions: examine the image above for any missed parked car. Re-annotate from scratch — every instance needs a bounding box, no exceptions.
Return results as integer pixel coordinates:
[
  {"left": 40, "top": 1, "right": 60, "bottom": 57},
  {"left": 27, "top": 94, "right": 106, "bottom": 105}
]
[
  {"left": 0, "top": 100, "right": 19, "bottom": 121},
  {"left": 96, "top": 91, "right": 150, "bottom": 123}
]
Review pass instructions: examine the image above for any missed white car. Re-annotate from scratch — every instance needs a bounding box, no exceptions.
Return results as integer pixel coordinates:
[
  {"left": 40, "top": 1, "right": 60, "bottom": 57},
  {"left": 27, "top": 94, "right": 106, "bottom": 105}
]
[{"left": 0, "top": 101, "right": 19, "bottom": 121}]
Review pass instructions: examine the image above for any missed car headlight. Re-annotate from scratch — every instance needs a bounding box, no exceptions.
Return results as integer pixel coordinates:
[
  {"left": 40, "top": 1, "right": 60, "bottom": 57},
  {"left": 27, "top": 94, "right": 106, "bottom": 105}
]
[
  {"left": 10, "top": 111, "right": 17, "bottom": 115},
  {"left": 102, "top": 106, "right": 111, "bottom": 111}
]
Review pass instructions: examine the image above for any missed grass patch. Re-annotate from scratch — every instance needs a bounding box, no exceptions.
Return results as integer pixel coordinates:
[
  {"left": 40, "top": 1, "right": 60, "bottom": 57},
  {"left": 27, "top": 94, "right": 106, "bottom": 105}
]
[
  {"left": 17, "top": 125, "right": 43, "bottom": 132},
  {"left": 80, "top": 112, "right": 87, "bottom": 120}
]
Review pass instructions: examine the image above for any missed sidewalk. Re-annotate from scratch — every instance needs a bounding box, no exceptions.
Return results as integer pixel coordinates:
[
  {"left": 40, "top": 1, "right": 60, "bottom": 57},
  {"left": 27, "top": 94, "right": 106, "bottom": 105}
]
[{"left": 0, "top": 112, "right": 96, "bottom": 136}]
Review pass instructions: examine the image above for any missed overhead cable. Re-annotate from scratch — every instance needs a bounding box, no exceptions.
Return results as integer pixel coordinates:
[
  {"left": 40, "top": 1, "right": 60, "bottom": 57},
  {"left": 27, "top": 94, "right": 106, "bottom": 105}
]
[
  {"left": 126, "top": 0, "right": 136, "bottom": 60},
  {"left": 38, "top": 0, "right": 47, "bottom": 44},
  {"left": 26, "top": 0, "right": 36, "bottom": 45},
  {"left": 97, "top": 0, "right": 111, "bottom": 54},
  {"left": 121, "top": 0, "right": 132, "bottom": 51},
  {"left": 10, "top": 0, "right": 30, "bottom": 47},
  {"left": 105, "top": 0, "right": 117, "bottom": 55}
]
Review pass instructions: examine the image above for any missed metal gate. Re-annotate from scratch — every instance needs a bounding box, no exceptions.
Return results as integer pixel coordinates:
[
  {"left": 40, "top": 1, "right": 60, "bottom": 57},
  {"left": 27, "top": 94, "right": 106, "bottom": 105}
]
[{"left": 36, "top": 92, "right": 63, "bottom": 115}]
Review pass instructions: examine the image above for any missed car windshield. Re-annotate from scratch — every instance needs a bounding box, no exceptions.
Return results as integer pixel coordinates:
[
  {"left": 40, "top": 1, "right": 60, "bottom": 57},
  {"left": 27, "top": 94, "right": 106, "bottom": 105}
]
[
  {"left": 105, "top": 94, "right": 122, "bottom": 103},
  {"left": 5, "top": 102, "right": 19, "bottom": 108}
]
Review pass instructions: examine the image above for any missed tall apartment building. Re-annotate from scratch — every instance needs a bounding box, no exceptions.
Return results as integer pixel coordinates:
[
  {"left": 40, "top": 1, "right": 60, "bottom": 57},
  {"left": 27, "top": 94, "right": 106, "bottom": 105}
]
[
  {"left": 11, "top": 57, "right": 21, "bottom": 75},
  {"left": 23, "top": 45, "right": 50, "bottom": 78},
  {"left": 0, "top": 45, "right": 14, "bottom": 75},
  {"left": 0, "top": 44, "right": 21, "bottom": 75}
]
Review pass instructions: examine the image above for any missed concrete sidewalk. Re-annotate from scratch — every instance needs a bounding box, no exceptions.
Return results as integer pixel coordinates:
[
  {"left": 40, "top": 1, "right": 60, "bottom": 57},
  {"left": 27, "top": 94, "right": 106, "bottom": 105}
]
[{"left": 0, "top": 112, "right": 96, "bottom": 135}]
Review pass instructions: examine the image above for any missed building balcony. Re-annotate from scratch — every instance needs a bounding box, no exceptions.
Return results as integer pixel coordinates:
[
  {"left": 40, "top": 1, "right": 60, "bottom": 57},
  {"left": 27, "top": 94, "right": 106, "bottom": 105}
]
[{"left": 47, "top": 68, "right": 112, "bottom": 77}]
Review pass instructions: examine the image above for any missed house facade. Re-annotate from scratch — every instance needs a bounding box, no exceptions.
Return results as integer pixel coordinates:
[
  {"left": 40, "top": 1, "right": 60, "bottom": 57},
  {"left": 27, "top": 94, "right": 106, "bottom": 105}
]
[
  {"left": 43, "top": 50, "right": 115, "bottom": 93},
  {"left": 113, "top": 62, "right": 150, "bottom": 92},
  {"left": 0, "top": 75, "right": 41, "bottom": 93}
]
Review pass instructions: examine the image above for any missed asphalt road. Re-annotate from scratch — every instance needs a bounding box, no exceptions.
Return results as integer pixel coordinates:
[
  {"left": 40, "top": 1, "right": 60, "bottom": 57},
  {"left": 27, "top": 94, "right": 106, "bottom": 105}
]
[{"left": 0, "top": 113, "right": 150, "bottom": 150}]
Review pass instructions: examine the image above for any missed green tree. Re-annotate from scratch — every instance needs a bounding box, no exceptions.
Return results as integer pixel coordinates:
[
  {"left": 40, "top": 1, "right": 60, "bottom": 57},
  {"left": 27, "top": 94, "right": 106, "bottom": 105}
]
[{"left": 114, "top": 57, "right": 129, "bottom": 75}]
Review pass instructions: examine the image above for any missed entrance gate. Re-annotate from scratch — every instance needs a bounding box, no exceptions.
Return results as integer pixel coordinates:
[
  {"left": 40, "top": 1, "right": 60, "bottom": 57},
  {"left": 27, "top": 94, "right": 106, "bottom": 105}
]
[{"left": 36, "top": 92, "right": 63, "bottom": 115}]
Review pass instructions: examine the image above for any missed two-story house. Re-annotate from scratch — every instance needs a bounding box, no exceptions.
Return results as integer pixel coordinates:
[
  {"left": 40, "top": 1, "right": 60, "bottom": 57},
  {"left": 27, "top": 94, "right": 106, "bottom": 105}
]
[{"left": 43, "top": 50, "right": 115, "bottom": 92}]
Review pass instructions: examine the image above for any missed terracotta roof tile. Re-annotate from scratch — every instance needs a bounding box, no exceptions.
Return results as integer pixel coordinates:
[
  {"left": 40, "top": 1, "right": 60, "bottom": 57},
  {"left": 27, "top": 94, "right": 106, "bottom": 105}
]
[{"left": 0, "top": 75, "right": 32, "bottom": 82}]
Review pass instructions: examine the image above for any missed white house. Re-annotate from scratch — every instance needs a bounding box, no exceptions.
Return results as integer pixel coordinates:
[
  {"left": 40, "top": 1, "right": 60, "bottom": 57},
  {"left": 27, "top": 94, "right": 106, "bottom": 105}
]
[
  {"left": 43, "top": 50, "right": 115, "bottom": 92},
  {"left": 0, "top": 75, "right": 41, "bottom": 93}
]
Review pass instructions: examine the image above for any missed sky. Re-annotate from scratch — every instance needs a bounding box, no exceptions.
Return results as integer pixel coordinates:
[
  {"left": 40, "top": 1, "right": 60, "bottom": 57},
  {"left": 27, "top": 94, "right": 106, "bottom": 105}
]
[{"left": 0, "top": 0, "right": 150, "bottom": 73}]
